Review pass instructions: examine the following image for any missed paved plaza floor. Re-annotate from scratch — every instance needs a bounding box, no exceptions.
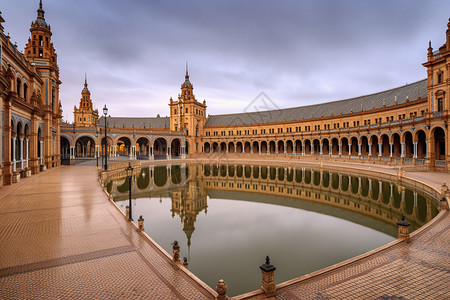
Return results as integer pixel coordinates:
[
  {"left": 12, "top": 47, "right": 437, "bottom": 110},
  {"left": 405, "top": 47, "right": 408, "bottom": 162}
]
[
  {"left": 0, "top": 161, "right": 448, "bottom": 299},
  {"left": 0, "top": 166, "right": 216, "bottom": 299}
]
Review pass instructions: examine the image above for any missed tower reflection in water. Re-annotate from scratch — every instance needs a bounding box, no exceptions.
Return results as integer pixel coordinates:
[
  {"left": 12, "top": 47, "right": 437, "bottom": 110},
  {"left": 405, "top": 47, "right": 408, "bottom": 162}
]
[{"left": 107, "top": 163, "right": 440, "bottom": 296}]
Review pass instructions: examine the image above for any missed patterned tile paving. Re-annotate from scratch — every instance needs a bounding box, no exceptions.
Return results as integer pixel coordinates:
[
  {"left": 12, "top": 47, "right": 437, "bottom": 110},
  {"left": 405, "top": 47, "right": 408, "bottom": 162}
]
[{"left": 0, "top": 166, "right": 215, "bottom": 299}]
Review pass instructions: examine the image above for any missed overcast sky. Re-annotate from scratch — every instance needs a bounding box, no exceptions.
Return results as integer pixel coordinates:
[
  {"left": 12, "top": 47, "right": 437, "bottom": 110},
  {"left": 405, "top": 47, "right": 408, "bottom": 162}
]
[{"left": 2, "top": 0, "right": 450, "bottom": 122}]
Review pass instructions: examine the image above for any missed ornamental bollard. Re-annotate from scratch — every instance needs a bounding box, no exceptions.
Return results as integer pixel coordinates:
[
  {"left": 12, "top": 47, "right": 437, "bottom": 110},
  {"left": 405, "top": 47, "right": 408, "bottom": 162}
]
[
  {"left": 182, "top": 257, "right": 189, "bottom": 268},
  {"left": 260, "top": 256, "right": 276, "bottom": 297},
  {"left": 125, "top": 206, "right": 130, "bottom": 219},
  {"left": 441, "top": 183, "right": 450, "bottom": 198},
  {"left": 440, "top": 198, "right": 449, "bottom": 211},
  {"left": 216, "top": 279, "right": 228, "bottom": 300},
  {"left": 138, "top": 215, "right": 144, "bottom": 232},
  {"left": 172, "top": 241, "right": 181, "bottom": 263},
  {"left": 397, "top": 214, "right": 411, "bottom": 243}
]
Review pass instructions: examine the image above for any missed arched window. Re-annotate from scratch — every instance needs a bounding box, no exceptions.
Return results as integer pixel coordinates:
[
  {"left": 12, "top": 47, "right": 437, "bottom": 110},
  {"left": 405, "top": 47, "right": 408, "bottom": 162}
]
[
  {"left": 16, "top": 78, "right": 21, "bottom": 97},
  {"left": 23, "top": 84, "right": 28, "bottom": 102}
]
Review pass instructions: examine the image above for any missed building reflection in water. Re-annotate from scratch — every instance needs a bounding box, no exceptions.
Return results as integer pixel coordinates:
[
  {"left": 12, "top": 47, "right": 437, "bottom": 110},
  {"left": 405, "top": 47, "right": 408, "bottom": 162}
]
[{"left": 108, "top": 163, "right": 440, "bottom": 246}]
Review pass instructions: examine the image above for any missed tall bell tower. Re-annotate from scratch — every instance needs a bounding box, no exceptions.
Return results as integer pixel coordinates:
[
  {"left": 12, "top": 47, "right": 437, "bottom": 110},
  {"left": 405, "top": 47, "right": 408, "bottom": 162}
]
[
  {"left": 169, "top": 64, "right": 207, "bottom": 139},
  {"left": 74, "top": 75, "right": 99, "bottom": 128}
]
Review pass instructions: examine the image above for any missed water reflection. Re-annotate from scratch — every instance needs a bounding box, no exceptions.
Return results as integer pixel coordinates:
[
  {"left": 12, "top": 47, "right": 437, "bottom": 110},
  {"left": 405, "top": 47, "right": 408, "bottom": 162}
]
[{"left": 107, "top": 163, "right": 440, "bottom": 296}]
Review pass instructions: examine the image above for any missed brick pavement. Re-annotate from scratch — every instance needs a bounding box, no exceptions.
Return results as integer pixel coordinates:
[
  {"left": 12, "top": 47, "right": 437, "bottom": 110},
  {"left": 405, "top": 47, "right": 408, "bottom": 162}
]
[
  {"left": 0, "top": 166, "right": 216, "bottom": 299},
  {"left": 0, "top": 162, "right": 449, "bottom": 300}
]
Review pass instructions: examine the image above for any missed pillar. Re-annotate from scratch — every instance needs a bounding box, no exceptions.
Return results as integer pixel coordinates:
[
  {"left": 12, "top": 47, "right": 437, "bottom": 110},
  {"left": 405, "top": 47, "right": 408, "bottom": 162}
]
[
  {"left": 358, "top": 143, "right": 362, "bottom": 156},
  {"left": 389, "top": 143, "right": 393, "bottom": 158},
  {"left": 413, "top": 142, "right": 418, "bottom": 159},
  {"left": 378, "top": 143, "right": 382, "bottom": 156},
  {"left": 339, "top": 144, "right": 342, "bottom": 156},
  {"left": 216, "top": 280, "right": 228, "bottom": 300},
  {"left": 260, "top": 256, "right": 276, "bottom": 297},
  {"left": 396, "top": 215, "right": 411, "bottom": 243},
  {"left": 368, "top": 143, "right": 372, "bottom": 156},
  {"left": 19, "top": 137, "right": 24, "bottom": 169},
  {"left": 401, "top": 142, "right": 405, "bottom": 158},
  {"left": 320, "top": 144, "right": 323, "bottom": 155},
  {"left": 25, "top": 138, "right": 29, "bottom": 168},
  {"left": 12, "top": 137, "right": 17, "bottom": 172}
]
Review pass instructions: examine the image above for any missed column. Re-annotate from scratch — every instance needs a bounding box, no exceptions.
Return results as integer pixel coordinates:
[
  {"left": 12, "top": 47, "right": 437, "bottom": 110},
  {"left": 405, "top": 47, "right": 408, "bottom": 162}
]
[
  {"left": 19, "top": 137, "right": 24, "bottom": 169},
  {"left": 293, "top": 145, "right": 296, "bottom": 155},
  {"left": 25, "top": 138, "right": 29, "bottom": 168},
  {"left": 413, "top": 142, "right": 418, "bottom": 159},
  {"left": 167, "top": 146, "right": 171, "bottom": 160},
  {"left": 319, "top": 144, "right": 323, "bottom": 155},
  {"left": 302, "top": 144, "right": 305, "bottom": 156},
  {"left": 358, "top": 143, "right": 362, "bottom": 156},
  {"left": 284, "top": 144, "right": 287, "bottom": 155},
  {"left": 389, "top": 143, "right": 393, "bottom": 158},
  {"left": 12, "top": 137, "right": 16, "bottom": 172},
  {"left": 329, "top": 144, "right": 332, "bottom": 156},
  {"left": 339, "top": 144, "right": 342, "bottom": 156},
  {"left": 150, "top": 146, "right": 154, "bottom": 160},
  {"left": 400, "top": 142, "right": 405, "bottom": 158},
  {"left": 378, "top": 143, "right": 382, "bottom": 157},
  {"left": 368, "top": 143, "right": 372, "bottom": 156},
  {"left": 349, "top": 144, "right": 352, "bottom": 156},
  {"left": 425, "top": 141, "right": 428, "bottom": 159},
  {"left": 39, "top": 141, "right": 43, "bottom": 165},
  {"left": 70, "top": 146, "right": 75, "bottom": 159},
  {"left": 310, "top": 144, "right": 313, "bottom": 155}
]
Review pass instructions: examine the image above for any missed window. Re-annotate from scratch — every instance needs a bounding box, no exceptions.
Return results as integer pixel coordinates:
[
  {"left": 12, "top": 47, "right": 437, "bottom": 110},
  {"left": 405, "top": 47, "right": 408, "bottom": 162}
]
[
  {"left": 438, "top": 73, "right": 442, "bottom": 84},
  {"left": 438, "top": 98, "right": 443, "bottom": 112},
  {"left": 16, "top": 78, "right": 21, "bottom": 97},
  {"left": 186, "top": 108, "right": 188, "bottom": 113},
  {"left": 174, "top": 109, "right": 177, "bottom": 114},
  {"left": 39, "top": 35, "right": 43, "bottom": 46},
  {"left": 39, "top": 49, "right": 43, "bottom": 57}
]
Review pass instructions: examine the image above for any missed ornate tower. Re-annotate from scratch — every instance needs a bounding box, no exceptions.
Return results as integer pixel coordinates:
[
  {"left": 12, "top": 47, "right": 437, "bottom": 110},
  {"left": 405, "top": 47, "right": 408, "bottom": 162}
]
[
  {"left": 169, "top": 64, "right": 207, "bottom": 137},
  {"left": 423, "top": 18, "right": 450, "bottom": 115},
  {"left": 74, "top": 75, "right": 99, "bottom": 128},
  {"left": 23, "top": 0, "right": 62, "bottom": 170}
]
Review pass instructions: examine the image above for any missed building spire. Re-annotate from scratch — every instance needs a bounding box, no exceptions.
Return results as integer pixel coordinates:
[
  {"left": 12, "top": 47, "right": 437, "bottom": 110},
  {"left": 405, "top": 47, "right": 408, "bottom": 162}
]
[
  {"left": 85, "top": 73, "right": 87, "bottom": 86},
  {"left": 37, "top": 0, "right": 45, "bottom": 20},
  {"left": 186, "top": 61, "right": 189, "bottom": 77}
]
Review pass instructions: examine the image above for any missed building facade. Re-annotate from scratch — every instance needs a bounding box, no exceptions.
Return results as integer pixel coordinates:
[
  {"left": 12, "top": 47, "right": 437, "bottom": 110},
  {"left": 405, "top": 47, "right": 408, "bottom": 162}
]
[
  {"left": 0, "top": 1, "right": 62, "bottom": 186},
  {"left": 3, "top": 1, "right": 448, "bottom": 187},
  {"left": 62, "top": 17, "right": 450, "bottom": 172}
]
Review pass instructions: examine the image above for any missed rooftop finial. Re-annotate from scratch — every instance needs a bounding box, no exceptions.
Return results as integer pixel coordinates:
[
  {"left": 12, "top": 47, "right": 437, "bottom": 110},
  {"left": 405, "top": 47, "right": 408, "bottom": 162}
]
[
  {"left": 37, "top": 0, "right": 45, "bottom": 20},
  {"left": 85, "top": 73, "right": 87, "bottom": 85},
  {"left": 186, "top": 61, "right": 189, "bottom": 76}
]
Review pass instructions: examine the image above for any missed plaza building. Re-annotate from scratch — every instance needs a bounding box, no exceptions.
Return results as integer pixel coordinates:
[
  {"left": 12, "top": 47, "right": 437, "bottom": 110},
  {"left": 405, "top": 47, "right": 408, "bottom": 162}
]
[
  {"left": 62, "top": 17, "right": 450, "bottom": 172},
  {"left": 0, "top": 1, "right": 62, "bottom": 186},
  {"left": 2, "top": 2, "right": 450, "bottom": 187}
]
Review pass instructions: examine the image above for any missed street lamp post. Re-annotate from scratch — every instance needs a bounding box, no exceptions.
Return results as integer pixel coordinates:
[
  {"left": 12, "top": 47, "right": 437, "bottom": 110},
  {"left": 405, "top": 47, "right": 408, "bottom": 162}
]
[
  {"left": 103, "top": 105, "right": 108, "bottom": 170},
  {"left": 125, "top": 162, "right": 133, "bottom": 221},
  {"left": 96, "top": 130, "right": 99, "bottom": 167}
]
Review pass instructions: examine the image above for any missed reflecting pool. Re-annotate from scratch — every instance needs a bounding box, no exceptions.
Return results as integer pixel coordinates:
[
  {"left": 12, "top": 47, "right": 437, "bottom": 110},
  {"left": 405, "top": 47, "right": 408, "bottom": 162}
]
[{"left": 107, "top": 163, "right": 440, "bottom": 296}]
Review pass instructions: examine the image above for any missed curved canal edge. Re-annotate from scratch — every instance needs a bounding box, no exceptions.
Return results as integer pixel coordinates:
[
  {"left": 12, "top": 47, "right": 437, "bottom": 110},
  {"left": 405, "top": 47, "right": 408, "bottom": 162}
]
[{"left": 100, "top": 158, "right": 450, "bottom": 299}]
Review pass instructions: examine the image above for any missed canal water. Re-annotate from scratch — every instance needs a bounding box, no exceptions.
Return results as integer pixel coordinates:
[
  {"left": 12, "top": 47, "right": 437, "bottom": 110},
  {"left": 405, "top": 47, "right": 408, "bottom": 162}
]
[{"left": 107, "top": 163, "right": 440, "bottom": 296}]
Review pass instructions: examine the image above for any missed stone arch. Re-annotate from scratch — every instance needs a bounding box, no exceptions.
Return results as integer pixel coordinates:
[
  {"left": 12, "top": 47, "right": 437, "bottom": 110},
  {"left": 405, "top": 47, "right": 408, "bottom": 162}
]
[
  {"left": 154, "top": 137, "right": 168, "bottom": 158},
  {"left": 171, "top": 138, "right": 181, "bottom": 157},
  {"left": 277, "top": 140, "right": 284, "bottom": 154},
  {"left": 269, "top": 141, "right": 276, "bottom": 154},
  {"left": 228, "top": 142, "right": 235, "bottom": 153},
  {"left": 349, "top": 136, "right": 358, "bottom": 156},
  {"left": 286, "top": 140, "right": 293, "bottom": 154},
  {"left": 369, "top": 135, "right": 379, "bottom": 157},
  {"left": 313, "top": 139, "right": 320, "bottom": 154},
  {"left": 75, "top": 136, "right": 96, "bottom": 157},
  {"left": 60, "top": 135, "right": 71, "bottom": 160},
  {"left": 304, "top": 139, "right": 311, "bottom": 155},
  {"left": 137, "top": 137, "right": 150, "bottom": 158},
  {"left": 360, "top": 135, "right": 369, "bottom": 156},
  {"left": 236, "top": 142, "right": 243, "bottom": 153},
  {"left": 204, "top": 142, "right": 211, "bottom": 153},
  {"left": 380, "top": 134, "right": 390, "bottom": 158},
  {"left": 322, "top": 138, "right": 330, "bottom": 155},
  {"left": 117, "top": 136, "right": 132, "bottom": 156},
  {"left": 220, "top": 142, "right": 227, "bottom": 152},
  {"left": 295, "top": 140, "right": 302, "bottom": 154},
  {"left": 331, "top": 138, "right": 339, "bottom": 155},
  {"left": 391, "top": 133, "right": 401, "bottom": 158},
  {"left": 431, "top": 126, "right": 446, "bottom": 161},
  {"left": 244, "top": 141, "right": 251, "bottom": 153},
  {"left": 340, "top": 137, "right": 349, "bottom": 155},
  {"left": 252, "top": 141, "right": 259, "bottom": 154},
  {"left": 403, "top": 131, "right": 414, "bottom": 159},
  {"left": 415, "top": 130, "right": 427, "bottom": 159},
  {"left": 212, "top": 142, "right": 219, "bottom": 153},
  {"left": 260, "top": 141, "right": 268, "bottom": 154}
]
